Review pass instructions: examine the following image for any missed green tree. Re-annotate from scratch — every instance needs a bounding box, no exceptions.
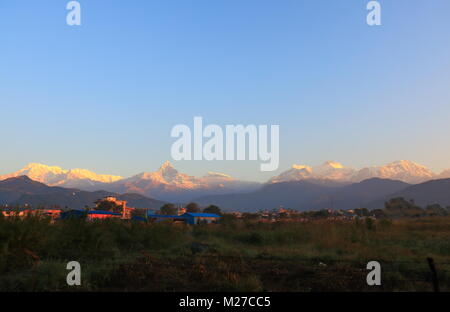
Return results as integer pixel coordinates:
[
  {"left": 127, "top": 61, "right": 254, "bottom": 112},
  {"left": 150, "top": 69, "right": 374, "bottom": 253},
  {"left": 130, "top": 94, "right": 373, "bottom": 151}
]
[
  {"left": 186, "top": 202, "right": 200, "bottom": 213},
  {"left": 203, "top": 205, "right": 221, "bottom": 215},
  {"left": 384, "top": 197, "right": 425, "bottom": 218},
  {"left": 160, "top": 203, "right": 177, "bottom": 215},
  {"left": 242, "top": 213, "right": 259, "bottom": 221},
  {"left": 94, "top": 199, "right": 122, "bottom": 213},
  {"left": 354, "top": 208, "right": 370, "bottom": 217},
  {"left": 425, "top": 204, "right": 448, "bottom": 216}
]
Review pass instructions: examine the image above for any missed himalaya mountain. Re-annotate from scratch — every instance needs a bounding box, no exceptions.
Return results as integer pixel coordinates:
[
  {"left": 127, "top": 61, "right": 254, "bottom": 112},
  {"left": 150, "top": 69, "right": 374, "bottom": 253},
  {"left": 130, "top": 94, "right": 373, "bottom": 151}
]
[
  {"left": 366, "top": 178, "right": 450, "bottom": 210},
  {"left": 196, "top": 177, "right": 450, "bottom": 212},
  {"left": 0, "top": 163, "right": 123, "bottom": 189},
  {"left": 4, "top": 175, "right": 450, "bottom": 213},
  {"left": 194, "top": 160, "right": 450, "bottom": 211},
  {"left": 269, "top": 160, "right": 440, "bottom": 185},
  {"left": 2, "top": 163, "right": 450, "bottom": 212},
  {"left": 196, "top": 178, "right": 412, "bottom": 212},
  {"left": 269, "top": 161, "right": 355, "bottom": 184},
  {"left": 0, "top": 162, "right": 261, "bottom": 202},
  {"left": 437, "top": 169, "right": 450, "bottom": 179},
  {"left": 102, "top": 162, "right": 262, "bottom": 202},
  {"left": 1, "top": 160, "right": 449, "bottom": 203},
  {"left": 0, "top": 176, "right": 165, "bottom": 210}
]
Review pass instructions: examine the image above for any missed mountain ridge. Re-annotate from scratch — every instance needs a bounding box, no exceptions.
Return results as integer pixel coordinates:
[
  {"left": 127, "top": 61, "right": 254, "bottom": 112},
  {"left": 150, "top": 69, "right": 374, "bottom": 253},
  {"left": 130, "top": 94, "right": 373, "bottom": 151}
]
[
  {"left": 2, "top": 175, "right": 450, "bottom": 213},
  {"left": 1, "top": 160, "right": 449, "bottom": 202},
  {"left": 0, "top": 163, "right": 123, "bottom": 188},
  {"left": 195, "top": 178, "right": 411, "bottom": 212},
  {"left": 0, "top": 176, "right": 165, "bottom": 210},
  {"left": 270, "top": 160, "right": 440, "bottom": 184}
]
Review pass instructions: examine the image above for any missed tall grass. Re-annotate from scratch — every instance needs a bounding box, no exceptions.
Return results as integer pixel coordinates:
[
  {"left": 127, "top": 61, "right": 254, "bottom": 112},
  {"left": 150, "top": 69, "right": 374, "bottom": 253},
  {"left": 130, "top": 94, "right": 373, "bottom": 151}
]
[{"left": 1, "top": 215, "right": 449, "bottom": 291}]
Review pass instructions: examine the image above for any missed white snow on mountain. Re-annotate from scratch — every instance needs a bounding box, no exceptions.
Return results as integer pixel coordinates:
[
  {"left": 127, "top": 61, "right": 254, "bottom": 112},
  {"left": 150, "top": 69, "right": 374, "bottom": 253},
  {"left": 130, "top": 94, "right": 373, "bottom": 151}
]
[
  {"left": 102, "top": 161, "right": 261, "bottom": 201},
  {"left": 350, "top": 160, "right": 435, "bottom": 184},
  {"left": 313, "top": 161, "right": 356, "bottom": 181},
  {"left": 270, "top": 160, "right": 440, "bottom": 184},
  {"left": 0, "top": 161, "right": 260, "bottom": 201},
  {"left": 268, "top": 164, "right": 313, "bottom": 184},
  {"left": 2, "top": 160, "right": 449, "bottom": 201},
  {"left": 116, "top": 161, "right": 249, "bottom": 191},
  {"left": 436, "top": 169, "right": 450, "bottom": 180},
  {"left": 0, "top": 163, "right": 123, "bottom": 187}
]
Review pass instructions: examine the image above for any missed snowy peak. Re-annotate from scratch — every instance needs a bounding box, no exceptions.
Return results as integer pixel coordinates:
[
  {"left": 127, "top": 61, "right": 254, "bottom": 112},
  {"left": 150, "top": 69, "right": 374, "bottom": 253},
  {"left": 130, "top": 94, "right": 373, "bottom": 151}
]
[
  {"left": 113, "top": 162, "right": 261, "bottom": 202},
  {"left": 64, "top": 168, "right": 123, "bottom": 184},
  {"left": 313, "top": 161, "right": 355, "bottom": 180},
  {"left": 268, "top": 164, "right": 313, "bottom": 184},
  {"left": 157, "top": 161, "right": 180, "bottom": 181},
  {"left": 0, "top": 163, "right": 65, "bottom": 185},
  {"left": 14, "top": 162, "right": 65, "bottom": 179},
  {"left": 352, "top": 160, "right": 435, "bottom": 184},
  {"left": 1, "top": 160, "right": 445, "bottom": 201},
  {"left": 270, "top": 160, "right": 438, "bottom": 184},
  {"left": 385, "top": 160, "right": 430, "bottom": 172},
  {"left": 270, "top": 160, "right": 355, "bottom": 183},
  {"left": 158, "top": 161, "right": 175, "bottom": 172},
  {"left": 24, "top": 163, "right": 64, "bottom": 172},
  {"left": 0, "top": 163, "right": 123, "bottom": 186},
  {"left": 128, "top": 162, "right": 237, "bottom": 189},
  {"left": 437, "top": 169, "right": 450, "bottom": 179},
  {"left": 291, "top": 164, "right": 313, "bottom": 171},
  {"left": 319, "top": 161, "right": 344, "bottom": 169}
]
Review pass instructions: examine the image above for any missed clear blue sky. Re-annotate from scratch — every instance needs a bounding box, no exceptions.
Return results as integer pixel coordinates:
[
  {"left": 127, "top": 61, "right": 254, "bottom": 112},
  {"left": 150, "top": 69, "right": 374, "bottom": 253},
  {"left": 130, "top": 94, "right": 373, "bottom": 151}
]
[{"left": 1, "top": 0, "right": 449, "bottom": 181}]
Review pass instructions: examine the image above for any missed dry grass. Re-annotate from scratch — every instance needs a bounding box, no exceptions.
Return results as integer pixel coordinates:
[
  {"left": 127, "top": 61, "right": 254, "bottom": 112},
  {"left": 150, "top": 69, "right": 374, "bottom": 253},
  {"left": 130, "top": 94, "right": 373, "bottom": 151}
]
[{"left": 1, "top": 215, "right": 449, "bottom": 291}]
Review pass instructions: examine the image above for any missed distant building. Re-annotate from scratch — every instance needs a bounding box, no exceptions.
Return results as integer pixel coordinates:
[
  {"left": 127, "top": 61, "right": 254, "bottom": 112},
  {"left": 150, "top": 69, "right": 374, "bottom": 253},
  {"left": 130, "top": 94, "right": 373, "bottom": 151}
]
[
  {"left": 87, "top": 210, "right": 122, "bottom": 220},
  {"left": 231, "top": 212, "right": 243, "bottom": 219},
  {"left": 60, "top": 210, "right": 121, "bottom": 220},
  {"left": 146, "top": 214, "right": 186, "bottom": 224},
  {"left": 1, "top": 208, "right": 28, "bottom": 218},
  {"left": 95, "top": 196, "right": 135, "bottom": 219},
  {"left": 1, "top": 208, "right": 62, "bottom": 220},
  {"left": 182, "top": 212, "right": 221, "bottom": 225},
  {"left": 146, "top": 212, "right": 221, "bottom": 225}
]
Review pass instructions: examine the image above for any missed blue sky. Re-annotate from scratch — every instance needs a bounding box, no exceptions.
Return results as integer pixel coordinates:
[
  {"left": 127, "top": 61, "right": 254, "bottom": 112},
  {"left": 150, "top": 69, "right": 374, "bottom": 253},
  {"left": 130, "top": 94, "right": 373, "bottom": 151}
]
[{"left": 1, "top": 0, "right": 449, "bottom": 181}]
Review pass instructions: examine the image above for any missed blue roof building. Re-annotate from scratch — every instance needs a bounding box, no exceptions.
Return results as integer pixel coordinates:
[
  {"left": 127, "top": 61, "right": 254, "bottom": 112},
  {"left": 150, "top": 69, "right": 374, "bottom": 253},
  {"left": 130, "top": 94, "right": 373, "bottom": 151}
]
[
  {"left": 146, "top": 213, "right": 187, "bottom": 223},
  {"left": 146, "top": 212, "right": 221, "bottom": 225},
  {"left": 131, "top": 216, "right": 147, "bottom": 222},
  {"left": 60, "top": 210, "right": 121, "bottom": 220},
  {"left": 60, "top": 210, "right": 87, "bottom": 220},
  {"left": 181, "top": 212, "right": 221, "bottom": 225}
]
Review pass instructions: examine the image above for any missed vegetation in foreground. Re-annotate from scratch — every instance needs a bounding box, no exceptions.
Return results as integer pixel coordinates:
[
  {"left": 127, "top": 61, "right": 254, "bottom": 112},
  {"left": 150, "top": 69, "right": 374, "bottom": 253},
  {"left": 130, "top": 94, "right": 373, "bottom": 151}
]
[{"left": 0, "top": 214, "right": 449, "bottom": 292}]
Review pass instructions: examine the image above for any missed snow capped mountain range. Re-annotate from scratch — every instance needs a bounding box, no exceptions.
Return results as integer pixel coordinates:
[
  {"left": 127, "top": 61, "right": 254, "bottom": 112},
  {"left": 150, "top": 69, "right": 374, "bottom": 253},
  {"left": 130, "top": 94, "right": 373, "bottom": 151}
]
[
  {"left": 0, "top": 163, "right": 123, "bottom": 188},
  {"left": 0, "top": 162, "right": 260, "bottom": 201},
  {"left": 103, "top": 161, "right": 261, "bottom": 201},
  {"left": 350, "top": 160, "right": 435, "bottom": 184},
  {"left": 269, "top": 160, "right": 441, "bottom": 184},
  {"left": 1, "top": 160, "right": 449, "bottom": 201},
  {"left": 111, "top": 161, "right": 242, "bottom": 192}
]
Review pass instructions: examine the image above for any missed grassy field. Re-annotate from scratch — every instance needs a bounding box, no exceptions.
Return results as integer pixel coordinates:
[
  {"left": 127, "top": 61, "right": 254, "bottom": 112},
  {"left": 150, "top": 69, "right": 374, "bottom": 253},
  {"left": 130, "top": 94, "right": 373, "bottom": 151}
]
[{"left": 0, "top": 215, "right": 449, "bottom": 292}]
